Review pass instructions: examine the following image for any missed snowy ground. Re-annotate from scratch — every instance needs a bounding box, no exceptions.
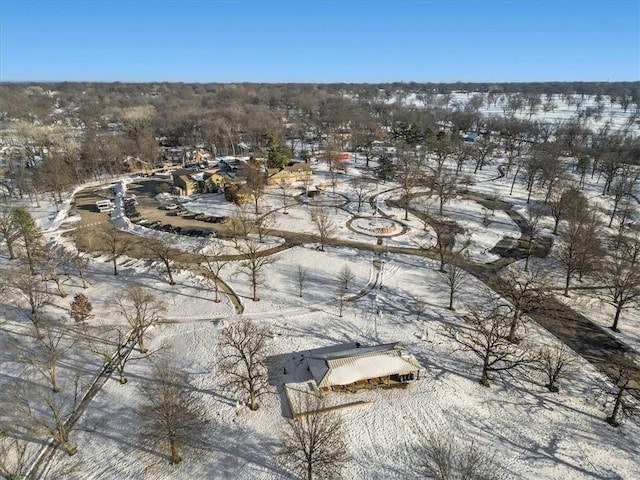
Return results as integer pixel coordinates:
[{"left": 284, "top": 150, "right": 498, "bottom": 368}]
[
  {"left": 394, "top": 92, "right": 639, "bottom": 133},
  {"left": 4, "top": 235, "right": 637, "bottom": 480},
  {"left": 2, "top": 103, "right": 640, "bottom": 479}
]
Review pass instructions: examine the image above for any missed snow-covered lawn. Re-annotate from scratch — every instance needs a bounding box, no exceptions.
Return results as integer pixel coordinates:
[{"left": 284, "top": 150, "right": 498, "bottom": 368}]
[
  {"left": 42, "top": 249, "right": 636, "bottom": 480},
  {"left": 2, "top": 189, "right": 639, "bottom": 479},
  {"left": 2, "top": 96, "right": 640, "bottom": 478}
]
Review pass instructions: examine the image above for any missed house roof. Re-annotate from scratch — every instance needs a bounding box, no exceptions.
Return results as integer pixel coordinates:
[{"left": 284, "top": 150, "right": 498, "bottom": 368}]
[
  {"left": 267, "top": 163, "right": 313, "bottom": 178},
  {"left": 306, "top": 342, "right": 423, "bottom": 388}
]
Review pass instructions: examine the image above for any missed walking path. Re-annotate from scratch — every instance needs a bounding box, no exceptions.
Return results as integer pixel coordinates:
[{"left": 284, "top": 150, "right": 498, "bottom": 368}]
[{"left": 78, "top": 180, "right": 637, "bottom": 384}]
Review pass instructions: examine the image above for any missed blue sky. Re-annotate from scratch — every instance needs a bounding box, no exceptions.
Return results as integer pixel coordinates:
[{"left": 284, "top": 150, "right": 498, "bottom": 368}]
[{"left": 0, "top": 0, "right": 638, "bottom": 82}]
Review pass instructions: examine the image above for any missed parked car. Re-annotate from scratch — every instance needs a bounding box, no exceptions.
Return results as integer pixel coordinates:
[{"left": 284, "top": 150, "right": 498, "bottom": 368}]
[{"left": 159, "top": 204, "right": 180, "bottom": 211}]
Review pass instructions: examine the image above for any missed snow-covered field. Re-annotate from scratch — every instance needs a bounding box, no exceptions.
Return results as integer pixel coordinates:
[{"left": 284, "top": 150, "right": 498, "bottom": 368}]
[
  {"left": 1, "top": 100, "right": 639, "bottom": 479},
  {"left": 393, "top": 92, "right": 639, "bottom": 133}
]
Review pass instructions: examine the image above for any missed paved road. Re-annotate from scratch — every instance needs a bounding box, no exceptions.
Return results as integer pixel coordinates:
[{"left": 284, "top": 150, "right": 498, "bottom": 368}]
[{"left": 384, "top": 191, "right": 638, "bottom": 386}]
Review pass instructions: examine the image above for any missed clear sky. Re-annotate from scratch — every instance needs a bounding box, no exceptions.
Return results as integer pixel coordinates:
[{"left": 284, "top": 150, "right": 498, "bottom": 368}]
[{"left": 0, "top": 0, "right": 638, "bottom": 83}]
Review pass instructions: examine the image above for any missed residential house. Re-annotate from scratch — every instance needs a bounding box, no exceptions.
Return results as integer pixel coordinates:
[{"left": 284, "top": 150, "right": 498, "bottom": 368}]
[
  {"left": 172, "top": 170, "right": 197, "bottom": 196},
  {"left": 266, "top": 162, "right": 313, "bottom": 186}
]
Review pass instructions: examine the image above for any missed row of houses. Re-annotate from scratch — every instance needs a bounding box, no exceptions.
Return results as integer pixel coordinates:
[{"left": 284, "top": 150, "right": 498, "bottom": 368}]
[{"left": 171, "top": 159, "right": 314, "bottom": 197}]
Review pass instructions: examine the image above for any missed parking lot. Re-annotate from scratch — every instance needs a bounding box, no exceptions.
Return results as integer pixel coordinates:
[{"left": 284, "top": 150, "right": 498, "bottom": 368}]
[{"left": 72, "top": 177, "right": 235, "bottom": 239}]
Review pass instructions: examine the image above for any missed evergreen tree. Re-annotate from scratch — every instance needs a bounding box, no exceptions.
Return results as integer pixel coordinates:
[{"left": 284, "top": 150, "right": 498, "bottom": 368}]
[
  {"left": 376, "top": 152, "right": 395, "bottom": 181},
  {"left": 264, "top": 133, "right": 292, "bottom": 169},
  {"left": 70, "top": 293, "right": 94, "bottom": 324}
]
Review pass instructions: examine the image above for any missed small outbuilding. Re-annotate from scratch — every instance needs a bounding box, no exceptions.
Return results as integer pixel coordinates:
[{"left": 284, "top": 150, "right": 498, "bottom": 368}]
[{"left": 305, "top": 342, "right": 423, "bottom": 393}]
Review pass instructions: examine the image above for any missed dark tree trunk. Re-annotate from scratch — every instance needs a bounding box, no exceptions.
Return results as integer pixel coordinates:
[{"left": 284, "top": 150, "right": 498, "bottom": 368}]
[
  {"left": 169, "top": 436, "right": 182, "bottom": 465},
  {"left": 563, "top": 268, "right": 572, "bottom": 296},
  {"left": 606, "top": 389, "right": 624, "bottom": 427},
  {"left": 611, "top": 304, "right": 623, "bottom": 332}
]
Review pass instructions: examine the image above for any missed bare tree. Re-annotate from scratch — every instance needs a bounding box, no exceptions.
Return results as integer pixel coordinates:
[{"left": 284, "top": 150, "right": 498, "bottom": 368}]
[
  {"left": 597, "top": 235, "right": 640, "bottom": 332},
  {"left": 607, "top": 169, "right": 637, "bottom": 228},
  {"left": 240, "top": 158, "right": 266, "bottom": 214},
  {"left": 66, "top": 244, "right": 91, "bottom": 289},
  {"left": 279, "top": 394, "right": 349, "bottom": 480},
  {"left": 25, "top": 319, "right": 75, "bottom": 393},
  {"left": 96, "top": 223, "right": 134, "bottom": 276},
  {"left": 234, "top": 235, "right": 277, "bottom": 302},
  {"left": 296, "top": 264, "right": 308, "bottom": 298},
  {"left": 431, "top": 218, "right": 470, "bottom": 272},
  {"left": 395, "top": 149, "right": 424, "bottom": 220},
  {"left": 548, "top": 186, "right": 587, "bottom": 235},
  {"left": 335, "top": 281, "right": 347, "bottom": 318},
  {"left": 255, "top": 211, "right": 275, "bottom": 243},
  {"left": 445, "top": 306, "right": 535, "bottom": 387},
  {"left": 113, "top": 285, "right": 166, "bottom": 354},
  {"left": 537, "top": 146, "right": 565, "bottom": 204},
  {"left": 429, "top": 170, "right": 458, "bottom": 217},
  {"left": 309, "top": 204, "right": 335, "bottom": 252},
  {"left": 0, "top": 201, "right": 18, "bottom": 260},
  {"left": 217, "top": 317, "right": 271, "bottom": 411},
  {"left": 10, "top": 380, "right": 82, "bottom": 456},
  {"left": 138, "top": 360, "right": 208, "bottom": 465},
  {"left": 537, "top": 344, "right": 577, "bottom": 393},
  {"left": 612, "top": 196, "right": 636, "bottom": 241},
  {"left": 301, "top": 171, "right": 314, "bottom": 194},
  {"left": 145, "top": 240, "right": 178, "bottom": 285},
  {"left": 349, "top": 177, "right": 372, "bottom": 213},
  {"left": 228, "top": 206, "right": 253, "bottom": 240},
  {"left": 200, "top": 247, "right": 229, "bottom": 303},
  {"left": 413, "top": 297, "right": 428, "bottom": 322},
  {"left": 574, "top": 211, "right": 603, "bottom": 283},
  {"left": 452, "top": 140, "right": 473, "bottom": 175},
  {"left": 0, "top": 431, "right": 30, "bottom": 480},
  {"left": 523, "top": 204, "right": 545, "bottom": 272},
  {"left": 472, "top": 137, "right": 496, "bottom": 173},
  {"left": 597, "top": 354, "right": 639, "bottom": 427},
  {"left": 500, "top": 267, "right": 549, "bottom": 343},
  {"left": 556, "top": 209, "right": 601, "bottom": 296},
  {"left": 278, "top": 178, "right": 290, "bottom": 214},
  {"left": 416, "top": 430, "right": 506, "bottom": 480},
  {"left": 36, "top": 147, "right": 77, "bottom": 210},
  {"left": 338, "top": 264, "right": 355, "bottom": 292},
  {"left": 416, "top": 195, "right": 435, "bottom": 231},
  {"left": 83, "top": 325, "right": 136, "bottom": 385},
  {"left": 442, "top": 259, "right": 466, "bottom": 311},
  {"left": 9, "top": 265, "right": 50, "bottom": 339},
  {"left": 36, "top": 244, "right": 69, "bottom": 298}
]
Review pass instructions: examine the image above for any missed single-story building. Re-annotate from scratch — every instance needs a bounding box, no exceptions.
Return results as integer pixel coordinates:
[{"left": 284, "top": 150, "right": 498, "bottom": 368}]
[
  {"left": 305, "top": 342, "right": 423, "bottom": 393},
  {"left": 267, "top": 162, "right": 313, "bottom": 186}
]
